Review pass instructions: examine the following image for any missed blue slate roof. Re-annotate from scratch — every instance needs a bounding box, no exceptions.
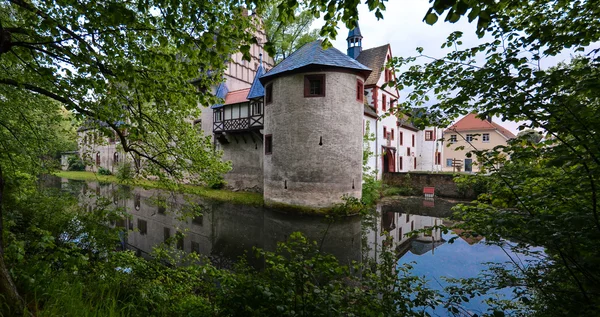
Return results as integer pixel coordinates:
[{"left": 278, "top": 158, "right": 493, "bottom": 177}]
[
  {"left": 347, "top": 26, "right": 363, "bottom": 39},
  {"left": 246, "top": 63, "right": 265, "bottom": 99},
  {"left": 210, "top": 83, "right": 229, "bottom": 109},
  {"left": 259, "top": 40, "right": 371, "bottom": 83}
]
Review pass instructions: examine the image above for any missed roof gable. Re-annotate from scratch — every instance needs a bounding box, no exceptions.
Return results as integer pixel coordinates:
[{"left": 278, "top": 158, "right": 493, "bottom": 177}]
[
  {"left": 260, "top": 40, "right": 371, "bottom": 83},
  {"left": 247, "top": 63, "right": 265, "bottom": 99},
  {"left": 356, "top": 44, "right": 389, "bottom": 86},
  {"left": 445, "top": 113, "right": 516, "bottom": 139},
  {"left": 210, "top": 83, "right": 229, "bottom": 109}
]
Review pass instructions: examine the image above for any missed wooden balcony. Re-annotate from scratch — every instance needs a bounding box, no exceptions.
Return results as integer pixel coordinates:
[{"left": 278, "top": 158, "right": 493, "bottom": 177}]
[{"left": 213, "top": 115, "right": 263, "bottom": 133}]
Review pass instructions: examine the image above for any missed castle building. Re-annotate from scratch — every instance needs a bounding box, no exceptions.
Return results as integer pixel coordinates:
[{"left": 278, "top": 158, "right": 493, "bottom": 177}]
[
  {"left": 79, "top": 20, "right": 447, "bottom": 209},
  {"left": 347, "top": 25, "right": 444, "bottom": 176},
  {"left": 201, "top": 23, "right": 446, "bottom": 207}
]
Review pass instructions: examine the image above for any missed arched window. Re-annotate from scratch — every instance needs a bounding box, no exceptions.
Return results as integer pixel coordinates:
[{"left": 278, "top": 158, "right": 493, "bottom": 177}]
[
  {"left": 96, "top": 152, "right": 101, "bottom": 165},
  {"left": 114, "top": 152, "right": 119, "bottom": 164}
]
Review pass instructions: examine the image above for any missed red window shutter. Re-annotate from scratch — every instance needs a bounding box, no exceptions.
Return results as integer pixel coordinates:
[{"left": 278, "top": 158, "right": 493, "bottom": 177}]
[
  {"left": 414, "top": 157, "right": 417, "bottom": 169},
  {"left": 407, "top": 147, "right": 410, "bottom": 156},
  {"left": 383, "top": 127, "right": 387, "bottom": 138},
  {"left": 382, "top": 94, "right": 387, "bottom": 112},
  {"left": 399, "top": 157, "right": 403, "bottom": 170},
  {"left": 400, "top": 132, "right": 403, "bottom": 145},
  {"left": 391, "top": 129, "right": 394, "bottom": 140},
  {"left": 412, "top": 134, "right": 415, "bottom": 147}
]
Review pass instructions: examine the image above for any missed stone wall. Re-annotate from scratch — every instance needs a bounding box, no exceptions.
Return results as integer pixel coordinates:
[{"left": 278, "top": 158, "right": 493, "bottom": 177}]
[
  {"left": 382, "top": 172, "right": 476, "bottom": 199},
  {"left": 220, "top": 132, "right": 263, "bottom": 192},
  {"left": 263, "top": 70, "right": 364, "bottom": 208}
]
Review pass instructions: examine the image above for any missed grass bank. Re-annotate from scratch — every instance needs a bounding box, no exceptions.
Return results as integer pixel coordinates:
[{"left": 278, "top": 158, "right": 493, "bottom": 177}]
[{"left": 54, "top": 171, "right": 264, "bottom": 206}]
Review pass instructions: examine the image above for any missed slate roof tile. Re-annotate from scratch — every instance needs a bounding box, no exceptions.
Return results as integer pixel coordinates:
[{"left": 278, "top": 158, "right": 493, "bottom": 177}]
[{"left": 260, "top": 40, "right": 370, "bottom": 83}]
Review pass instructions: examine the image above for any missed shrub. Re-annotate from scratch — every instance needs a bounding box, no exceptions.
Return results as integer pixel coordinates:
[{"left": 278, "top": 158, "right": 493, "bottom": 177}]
[
  {"left": 115, "top": 163, "right": 133, "bottom": 181},
  {"left": 382, "top": 185, "right": 414, "bottom": 197},
  {"left": 67, "top": 155, "right": 86, "bottom": 171},
  {"left": 98, "top": 167, "right": 112, "bottom": 175}
]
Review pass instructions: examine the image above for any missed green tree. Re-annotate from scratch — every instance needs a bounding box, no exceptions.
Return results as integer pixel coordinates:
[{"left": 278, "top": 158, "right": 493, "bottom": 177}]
[
  {"left": 388, "top": 1, "right": 600, "bottom": 315},
  {"left": 262, "top": 1, "right": 319, "bottom": 63},
  {"left": 0, "top": 0, "right": 266, "bottom": 312}
]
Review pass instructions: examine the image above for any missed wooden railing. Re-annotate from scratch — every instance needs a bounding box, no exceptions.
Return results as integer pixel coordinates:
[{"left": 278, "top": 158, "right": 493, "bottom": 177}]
[{"left": 213, "top": 115, "right": 263, "bottom": 133}]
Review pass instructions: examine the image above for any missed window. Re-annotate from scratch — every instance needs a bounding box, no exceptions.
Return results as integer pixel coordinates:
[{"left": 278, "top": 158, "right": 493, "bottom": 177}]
[
  {"left": 406, "top": 214, "right": 409, "bottom": 222},
  {"left": 436, "top": 152, "right": 441, "bottom": 165},
  {"left": 134, "top": 193, "right": 141, "bottom": 210},
  {"left": 483, "top": 133, "right": 490, "bottom": 142},
  {"left": 399, "top": 131, "right": 403, "bottom": 145},
  {"left": 356, "top": 80, "right": 364, "bottom": 102},
  {"left": 424, "top": 226, "right": 432, "bottom": 237},
  {"left": 466, "top": 134, "right": 474, "bottom": 142},
  {"left": 450, "top": 134, "right": 457, "bottom": 143},
  {"left": 95, "top": 152, "right": 101, "bottom": 165},
  {"left": 383, "top": 127, "right": 387, "bottom": 139},
  {"left": 399, "top": 156, "right": 403, "bottom": 170},
  {"left": 382, "top": 94, "right": 387, "bottom": 112},
  {"left": 251, "top": 101, "right": 262, "bottom": 115},
  {"left": 191, "top": 241, "right": 200, "bottom": 254},
  {"left": 265, "top": 84, "right": 273, "bottom": 103},
  {"left": 414, "top": 157, "right": 417, "bottom": 169},
  {"left": 214, "top": 109, "right": 223, "bottom": 122},
  {"left": 137, "top": 219, "right": 147, "bottom": 235},
  {"left": 412, "top": 134, "right": 415, "bottom": 147},
  {"left": 113, "top": 152, "right": 119, "bottom": 164},
  {"left": 164, "top": 227, "right": 170, "bottom": 242},
  {"left": 265, "top": 134, "right": 272, "bottom": 155},
  {"left": 407, "top": 147, "right": 411, "bottom": 156},
  {"left": 304, "top": 74, "right": 325, "bottom": 97},
  {"left": 425, "top": 130, "right": 434, "bottom": 141},
  {"left": 391, "top": 129, "right": 394, "bottom": 140},
  {"left": 193, "top": 214, "right": 203, "bottom": 226},
  {"left": 176, "top": 232, "right": 184, "bottom": 250},
  {"left": 446, "top": 158, "right": 453, "bottom": 167}
]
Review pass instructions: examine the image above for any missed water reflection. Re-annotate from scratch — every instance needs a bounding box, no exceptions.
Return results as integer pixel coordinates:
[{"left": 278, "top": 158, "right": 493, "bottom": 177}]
[
  {"left": 364, "top": 197, "right": 457, "bottom": 264},
  {"left": 60, "top": 178, "right": 363, "bottom": 268}
]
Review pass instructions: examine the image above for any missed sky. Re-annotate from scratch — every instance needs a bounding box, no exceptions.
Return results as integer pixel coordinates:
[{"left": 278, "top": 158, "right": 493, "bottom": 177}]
[{"left": 310, "top": 0, "right": 576, "bottom": 134}]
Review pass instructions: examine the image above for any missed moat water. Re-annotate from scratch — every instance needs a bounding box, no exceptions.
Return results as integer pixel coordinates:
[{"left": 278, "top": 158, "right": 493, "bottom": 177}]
[{"left": 50, "top": 177, "right": 531, "bottom": 316}]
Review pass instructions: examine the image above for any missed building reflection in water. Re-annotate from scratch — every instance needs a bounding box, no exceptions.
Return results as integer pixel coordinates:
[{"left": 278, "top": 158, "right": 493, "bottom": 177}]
[
  {"left": 364, "top": 197, "right": 458, "bottom": 263},
  {"left": 61, "top": 178, "right": 363, "bottom": 268}
]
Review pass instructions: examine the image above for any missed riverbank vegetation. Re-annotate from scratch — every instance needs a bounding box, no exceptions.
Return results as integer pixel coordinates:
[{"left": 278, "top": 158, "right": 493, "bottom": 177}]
[
  {"left": 392, "top": 0, "right": 600, "bottom": 315},
  {"left": 55, "top": 171, "right": 264, "bottom": 207}
]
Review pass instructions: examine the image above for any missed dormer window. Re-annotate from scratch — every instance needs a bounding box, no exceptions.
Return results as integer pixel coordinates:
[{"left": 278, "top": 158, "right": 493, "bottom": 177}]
[{"left": 304, "top": 74, "right": 325, "bottom": 97}]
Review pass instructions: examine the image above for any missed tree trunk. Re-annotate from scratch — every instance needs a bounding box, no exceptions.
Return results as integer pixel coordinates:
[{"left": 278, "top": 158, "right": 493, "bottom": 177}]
[{"left": 0, "top": 165, "right": 25, "bottom": 314}]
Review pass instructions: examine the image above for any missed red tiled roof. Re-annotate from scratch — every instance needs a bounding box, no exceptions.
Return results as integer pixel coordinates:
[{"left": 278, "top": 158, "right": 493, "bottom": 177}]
[
  {"left": 224, "top": 88, "right": 251, "bottom": 105},
  {"left": 445, "top": 113, "right": 516, "bottom": 139}
]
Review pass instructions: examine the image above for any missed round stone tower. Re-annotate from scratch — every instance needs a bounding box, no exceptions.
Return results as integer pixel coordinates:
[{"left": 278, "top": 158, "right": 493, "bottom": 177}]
[{"left": 259, "top": 41, "right": 371, "bottom": 208}]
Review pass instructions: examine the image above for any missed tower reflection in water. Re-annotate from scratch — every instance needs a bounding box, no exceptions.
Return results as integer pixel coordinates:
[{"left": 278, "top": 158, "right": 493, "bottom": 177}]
[{"left": 63, "top": 179, "right": 363, "bottom": 268}]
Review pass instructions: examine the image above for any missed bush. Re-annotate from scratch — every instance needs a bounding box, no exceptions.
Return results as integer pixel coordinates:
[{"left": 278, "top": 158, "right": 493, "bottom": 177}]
[
  {"left": 115, "top": 163, "right": 133, "bottom": 181},
  {"left": 382, "top": 185, "right": 414, "bottom": 197},
  {"left": 67, "top": 155, "right": 86, "bottom": 171},
  {"left": 98, "top": 167, "right": 112, "bottom": 175}
]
